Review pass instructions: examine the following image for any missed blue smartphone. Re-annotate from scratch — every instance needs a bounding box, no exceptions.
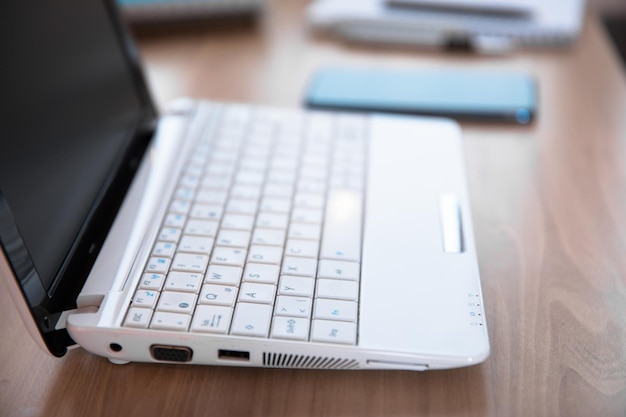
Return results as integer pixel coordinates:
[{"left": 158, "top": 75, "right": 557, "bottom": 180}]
[{"left": 305, "top": 68, "right": 537, "bottom": 124}]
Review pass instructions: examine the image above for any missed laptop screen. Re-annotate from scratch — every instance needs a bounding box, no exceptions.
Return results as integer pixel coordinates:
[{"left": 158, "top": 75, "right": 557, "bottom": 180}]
[{"left": 1, "top": 0, "right": 155, "bottom": 317}]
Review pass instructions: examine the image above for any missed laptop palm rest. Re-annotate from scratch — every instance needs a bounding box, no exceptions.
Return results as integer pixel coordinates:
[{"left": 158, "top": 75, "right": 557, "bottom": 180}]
[{"left": 359, "top": 115, "right": 488, "bottom": 364}]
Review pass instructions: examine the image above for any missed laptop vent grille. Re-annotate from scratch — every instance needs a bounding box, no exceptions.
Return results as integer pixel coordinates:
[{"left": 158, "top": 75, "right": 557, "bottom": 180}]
[{"left": 262, "top": 352, "right": 360, "bottom": 369}]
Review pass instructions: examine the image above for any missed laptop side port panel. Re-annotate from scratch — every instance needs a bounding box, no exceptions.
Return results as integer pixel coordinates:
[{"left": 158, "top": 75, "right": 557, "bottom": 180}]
[{"left": 150, "top": 345, "right": 193, "bottom": 362}]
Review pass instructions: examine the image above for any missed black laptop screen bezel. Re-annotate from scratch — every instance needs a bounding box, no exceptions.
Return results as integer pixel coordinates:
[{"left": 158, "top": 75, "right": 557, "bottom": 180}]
[{"left": 0, "top": 0, "right": 157, "bottom": 357}]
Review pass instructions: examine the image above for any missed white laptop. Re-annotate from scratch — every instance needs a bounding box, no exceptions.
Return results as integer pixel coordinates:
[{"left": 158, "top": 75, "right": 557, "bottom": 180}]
[{"left": 0, "top": 0, "right": 489, "bottom": 370}]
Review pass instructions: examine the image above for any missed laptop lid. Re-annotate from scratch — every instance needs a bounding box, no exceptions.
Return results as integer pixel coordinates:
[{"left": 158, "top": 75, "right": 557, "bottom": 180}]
[{"left": 0, "top": 0, "right": 156, "bottom": 356}]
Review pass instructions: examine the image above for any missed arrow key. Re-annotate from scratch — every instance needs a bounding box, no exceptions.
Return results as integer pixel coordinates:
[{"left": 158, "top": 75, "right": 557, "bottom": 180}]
[{"left": 274, "top": 296, "right": 312, "bottom": 318}]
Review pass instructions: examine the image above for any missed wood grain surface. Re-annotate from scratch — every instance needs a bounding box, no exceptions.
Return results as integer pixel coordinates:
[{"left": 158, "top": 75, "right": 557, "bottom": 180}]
[{"left": 2, "top": 1, "right": 626, "bottom": 416}]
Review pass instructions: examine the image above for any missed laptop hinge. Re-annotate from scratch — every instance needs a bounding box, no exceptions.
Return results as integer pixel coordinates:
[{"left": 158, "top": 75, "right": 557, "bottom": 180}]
[{"left": 56, "top": 306, "right": 99, "bottom": 331}]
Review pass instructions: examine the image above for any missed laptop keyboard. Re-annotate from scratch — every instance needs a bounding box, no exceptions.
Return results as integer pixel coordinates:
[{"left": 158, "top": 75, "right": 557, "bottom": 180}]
[{"left": 123, "top": 104, "right": 366, "bottom": 345}]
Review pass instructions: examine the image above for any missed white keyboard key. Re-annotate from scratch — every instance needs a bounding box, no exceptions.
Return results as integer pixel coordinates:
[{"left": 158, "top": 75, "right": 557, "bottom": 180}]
[
  {"left": 251, "top": 228, "right": 286, "bottom": 246},
  {"left": 306, "top": 114, "right": 333, "bottom": 141},
  {"left": 213, "top": 139, "right": 240, "bottom": 152},
  {"left": 297, "top": 179, "right": 327, "bottom": 195},
  {"left": 231, "top": 184, "right": 262, "bottom": 200},
  {"left": 304, "top": 147, "right": 330, "bottom": 163},
  {"left": 178, "top": 235, "right": 214, "bottom": 254},
  {"left": 260, "top": 198, "right": 291, "bottom": 213},
  {"left": 235, "top": 171, "right": 265, "bottom": 186},
  {"left": 316, "top": 279, "right": 359, "bottom": 301},
  {"left": 266, "top": 169, "right": 296, "bottom": 184},
  {"left": 213, "top": 134, "right": 241, "bottom": 147},
  {"left": 332, "top": 158, "right": 364, "bottom": 175},
  {"left": 242, "top": 149, "right": 271, "bottom": 163},
  {"left": 132, "top": 289, "right": 159, "bottom": 309},
  {"left": 205, "top": 265, "right": 242, "bottom": 285},
  {"left": 221, "top": 213, "right": 255, "bottom": 231},
  {"left": 206, "top": 163, "right": 236, "bottom": 177},
  {"left": 184, "top": 219, "right": 219, "bottom": 237},
  {"left": 210, "top": 247, "right": 247, "bottom": 266},
  {"left": 180, "top": 174, "right": 200, "bottom": 189},
  {"left": 169, "top": 199, "right": 191, "bottom": 214},
  {"left": 270, "top": 157, "right": 298, "bottom": 172},
  {"left": 291, "top": 208, "right": 323, "bottom": 224},
  {"left": 190, "top": 203, "right": 223, "bottom": 220},
  {"left": 311, "top": 320, "right": 357, "bottom": 345},
  {"left": 164, "top": 271, "right": 203, "bottom": 293},
  {"left": 190, "top": 153, "right": 208, "bottom": 167},
  {"left": 302, "top": 154, "right": 328, "bottom": 167},
  {"left": 294, "top": 193, "right": 325, "bottom": 209},
  {"left": 225, "top": 199, "right": 258, "bottom": 215},
  {"left": 243, "top": 263, "right": 280, "bottom": 284},
  {"left": 216, "top": 230, "right": 250, "bottom": 248},
  {"left": 314, "top": 299, "right": 357, "bottom": 322},
  {"left": 139, "top": 273, "right": 165, "bottom": 291},
  {"left": 196, "top": 189, "right": 228, "bottom": 205},
  {"left": 190, "top": 305, "right": 233, "bottom": 334},
  {"left": 263, "top": 183, "right": 294, "bottom": 199},
  {"left": 285, "top": 239, "right": 319, "bottom": 258},
  {"left": 124, "top": 307, "right": 153, "bottom": 328},
  {"left": 152, "top": 241, "right": 176, "bottom": 258},
  {"left": 238, "top": 283, "right": 276, "bottom": 304},
  {"left": 231, "top": 303, "right": 272, "bottom": 337},
  {"left": 150, "top": 311, "right": 190, "bottom": 331},
  {"left": 275, "top": 296, "right": 312, "bottom": 318},
  {"left": 320, "top": 189, "right": 363, "bottom": 262},
  {"left": 317, "top": 260, "right": 360, "bottom": 281},
  {"left": 275, "top": 148, "right": 299, "bottom": 160},
  {"left": 282, "top": 256, "right": 317, "bottom": 277},
  {"left": 330, "top": 175, "right": 364, "bottom": 190},
  {"left": 156, "top": 291, "right": 197, "bottom": 314},
  {"left": 210, "top": 149, "right": 239, "bottom": 163},
  {"left": 145, "top": 257, "right": 170, "bottom": 274},
  {"left": 171, "top": 253, "right": 209, "bottom": 273},
  {"left": 288, "top": 223, "right": 321, "bottom": 240},
  {"left": 164, "top": 213, "right": 186, "bottom": 228},
  {"left": 299, "top": 167, "right": 327, "bottom": 182},
  {"left": 175, "top": 187, "right": 195, "bottom": 201},
  {"left": 158, "top": 227, "right": 181, "bottom": 243},
  {"left": 199, "top": 284, "right": 238, "bottom": 306},
  {"left": 238, "top": 158, "right": 268, "bottom": 172},
  {"left": 200, "top": 174, "right": 231, "bottom": 190},
  {"left": 278, "top": 275, "right": 315, "bottom": 297},
  {"left": 304, "top": 141, "right": 330, "bottom": 156},
  {"left": 247, "top": 245, "right": 283, "bottom": 264},
  {"left": 185, "top": 164, "right": 204, "bottom": 177},
  {"left": 271, "top": 316, "right": 310, "bottom": 341},
  {"left": 256, "top": 213, "right": 289, "bottom": 230}
]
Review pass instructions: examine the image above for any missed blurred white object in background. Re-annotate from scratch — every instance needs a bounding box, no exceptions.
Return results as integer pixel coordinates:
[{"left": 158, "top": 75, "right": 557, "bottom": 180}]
[
  {"left": 308, "top": 0, "right": 587, "bottom": 53},
  {"left": 117, "top": 0, "right": 264, "bottom": 24}
]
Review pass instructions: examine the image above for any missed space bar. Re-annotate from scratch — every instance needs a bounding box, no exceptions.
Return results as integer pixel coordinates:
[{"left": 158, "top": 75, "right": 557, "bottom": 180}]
[{"left": 320, "top": 189, "right": 363, "bottom": 262}]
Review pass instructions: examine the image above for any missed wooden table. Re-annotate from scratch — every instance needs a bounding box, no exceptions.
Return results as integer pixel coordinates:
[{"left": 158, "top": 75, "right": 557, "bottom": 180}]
[{"left": 2, "top": 1, "right": 626, "bottom": 416}]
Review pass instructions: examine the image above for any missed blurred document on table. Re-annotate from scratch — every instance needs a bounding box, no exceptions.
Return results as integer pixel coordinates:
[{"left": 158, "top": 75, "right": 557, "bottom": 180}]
[{"left": 308, "top": 0, "right": 586, "bottom": 52}]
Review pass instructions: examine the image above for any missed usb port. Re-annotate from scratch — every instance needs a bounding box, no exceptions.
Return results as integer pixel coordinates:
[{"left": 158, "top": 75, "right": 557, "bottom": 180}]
[{"left": 218, "top": 349, "right": 250, "bottom": 361}]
